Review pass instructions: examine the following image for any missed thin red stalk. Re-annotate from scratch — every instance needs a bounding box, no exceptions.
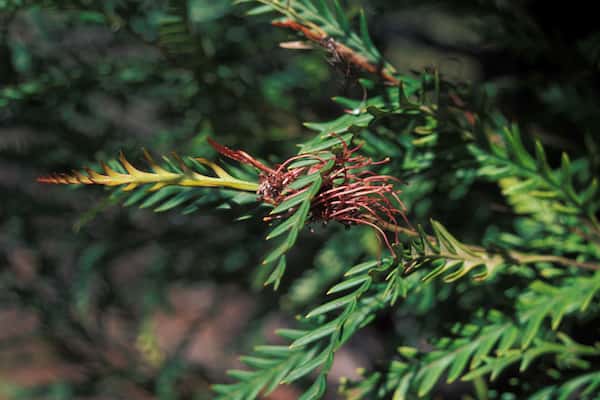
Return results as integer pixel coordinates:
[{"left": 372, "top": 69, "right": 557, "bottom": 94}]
[
  {"left": 276, "top": 153, "right": 328, "bottom": 173},
  {"left": 208, "top": 138, "right": 274, "bottom": 174}
]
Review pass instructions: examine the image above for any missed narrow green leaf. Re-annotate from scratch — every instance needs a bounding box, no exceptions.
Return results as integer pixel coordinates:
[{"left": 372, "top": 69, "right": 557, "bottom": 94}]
[
  {"left": 295, "top": 199, "right": 313, "bottom": 227},
  {"left": 254, "top": 345, "right": 292, "bottom": 358},
  {"left": 263, "top": 242, "right": 287, "bottom": 265},
  {"left": 276, "top": 328, "right": 309, "bottom": 340},
  {"left": 534, "top": 139, "right": 554, "bottom": 180},
  {"left": 154, "top": 189, "right": 196, "bottom": 212},
  {"left": 283, "top": 225, "right": 300, "bottom": 249},
  {"left": 417, "top": 357, "right": 452, "bottom": 396},
  {"left": 286, "top": 172, "right": 321, "bottom": 191},
  {"left": 123, "top": 186, "right": 150, "bottom": 206},
  {"left": 265, "top": 353, "right": 308, "bottom": 393},
  {"left": 470, "top": 328, "right": 503, "bottom": 368},
  {"left": 446, "top": 346, "right": 473, "bottom": 383},
  {"left": 265, "top": 257, "right": 287, "bottom": 289},
  {"left": 287, "top": 158, "right": 321, "bottom": 169},
  {"left": 332, "top": 0, "right": 350, "bottom": 33},
  {"left": 397, "top": 346, "right": 418, "bottom": 357},
  {"left": 501, "top": 178, "right": 537, "bottom": 196},
  {"left": 344, "top": 260, "right": 381, "bottom": 276},
  {"left": 305, "top": 292, "right": 355, "bottom": 318},
  {"left": 519, "top": 346, "right": 552, "bottom": 372},
  {"left": 504, "top": 126, "right": 535, "bottom": 169},
  {"left": 227, "top": 369, "right": 256, "bottom": 380},
  {"left": 239, "top": 356, "right": 279, "bottom": 369},
  {"left": 271, "top": 190, "right": 310, "bottom": 214},
  {"left": 496, "top": 325, "right": 519, "bottom": 355},
  {"left": 298, "top": 374, "right": 327, "bottom": 400},
  {"left": 560, "top": 152, "right": 572, "bottom": 184},
  {"left": 211, "top": 384, "right": 238, "bottom": 395},
  {"left": 490, "top": 354, "right": 520, "bottom": 380},
  {"left": 285, "top": 349, "right": 329, "bottom": 383},
  {"left": 290, "top": 320, "right": 338, "bottom": 348},
  {"left": 139, "top": 186, "right": 181, "bottom": 208},
  {"left": 521, "top": 311, "right": 546, "bottom": 349},
  {"left": 314, "top": 0, "right": 333, "bottom": 20},
  {"left": 559, "top": 372, "right": 600, "bottom": 400},
  {"left": 431, "top": 220, "right": 479, "bottom": 257},
  {"left": 550, "top": 305, "right": 568, "bottom": 330},
  {"left": 580, "top": 272, "right": 600, "bottom": 311},
  {"left": 300, "top": 130, "right": 357, "bottom": 151},
  {"left": 392, "top": 371, "right": 414, "bottom": 400},
  {"left": 580, "top": 178, "right": 598, "bottom": 205},
  {"left": 359, "top": 10, "right": 379, "bottom": 58},
  {"left": 422, "top": 261, "right": 449, "bottom": 282},
  {"left": 266, "top": 215, "right": 299, "bottom": 240},
  {"left": 245, "top": 4, "right": 273, "bottom": 15},
  {"left": 442, "top": 261, "right": 473, "bottom": 283},
  {"left": 327, "top": 275, "right": 371, "bottom": 294}
]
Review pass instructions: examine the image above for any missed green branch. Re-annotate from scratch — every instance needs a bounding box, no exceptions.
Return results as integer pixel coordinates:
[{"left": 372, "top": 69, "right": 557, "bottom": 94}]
[{"left": 377, "top": 220, "right": 600, "bottom": 273}]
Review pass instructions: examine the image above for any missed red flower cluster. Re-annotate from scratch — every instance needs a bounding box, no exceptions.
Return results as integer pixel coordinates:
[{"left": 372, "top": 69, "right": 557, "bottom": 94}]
[{"left": 209, "top": 137, "right": 409, "bottom": 255}]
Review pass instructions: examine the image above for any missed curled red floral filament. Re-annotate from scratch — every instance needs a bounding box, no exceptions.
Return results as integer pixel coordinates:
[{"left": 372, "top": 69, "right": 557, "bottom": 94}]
[{"left": 209, "top": 136, "right": 409, "bottom": 256}]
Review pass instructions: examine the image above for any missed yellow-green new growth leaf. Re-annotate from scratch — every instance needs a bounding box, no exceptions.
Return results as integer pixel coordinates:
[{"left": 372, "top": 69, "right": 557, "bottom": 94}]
[
  {"left": 39, "top": 151, "right": 259, "bottom": 192},
  {"left": 408, "top": 220, "right": 504, "bottom": 283}
]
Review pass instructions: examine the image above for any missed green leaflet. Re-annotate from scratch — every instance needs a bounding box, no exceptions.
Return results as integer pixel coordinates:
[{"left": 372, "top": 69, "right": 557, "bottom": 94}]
[
  {"left": 270, "top": 189, "right": 312, "bottom": 214},
  {"left": 283, "top": 349, "right": 330, "bottom": 383},
  {"left": 344, "top": 259, "right": 384, "bottom": 276},
  {"left": 359, "top": 10, "right": 380, "bottom": 60},
  {"left": 470, "top": 126, "right": 600, "bottom": 226},
  {"left": 305, "top": 292, "right": 357, "bottom": 318},
  {"left": 404, "top": 220, "right": 505, "bottom": 283},
  {"left": 245, "top": 0, "right": 396, "bottom": 68},
  {"left": 416, "top": 355, "right": 452, "bottom": 396},
  {"left": 365, "top": 313, "right": 600, "bottom": 398},
  {"left": 298, "top": 374, "right": 327, "bottom": 400},
  {"left": 265, "top": 214, "right": 300, "bottom": 240},
  {"left": 215, "top": 258, "right": 400, "bottom": 399},
  {"left": 554, "top": 371, "right": 600, "bottom": 400},
  {"left": 264, "top": 257, "right": 287, "bottom": 290},
  {"left": 517, "top": 271, "right": 600, "bottom": 348},
  {"left": 350, "top": 278, "right": 600, "bottom": 398},
  {"left": 290, "top": 319, "right": 339, "bottom": 348},
  {"left": 299, "top": 132, "right": 355, "bottom": 153},
  {"left": 327, "top": 274, "right": 372, "bottom": 294}
]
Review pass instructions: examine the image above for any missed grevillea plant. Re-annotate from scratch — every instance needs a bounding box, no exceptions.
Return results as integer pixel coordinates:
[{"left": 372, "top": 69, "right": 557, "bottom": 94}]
[{"left": 32, "top": 1, "right": 600, "bottom": 399}]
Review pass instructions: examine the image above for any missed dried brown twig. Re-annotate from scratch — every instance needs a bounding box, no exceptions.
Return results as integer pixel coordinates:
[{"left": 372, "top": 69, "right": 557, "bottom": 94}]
[{"left": 272, "top": 20, "right": 400, "bottom": 85}]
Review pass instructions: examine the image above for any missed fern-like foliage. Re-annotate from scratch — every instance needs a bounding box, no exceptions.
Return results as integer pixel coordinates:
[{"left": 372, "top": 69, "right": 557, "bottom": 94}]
[
  {"left": 156, "top": 0, "right": 197, "bottom": 59},
  {"left": 240, "top": 0, "right": 386, "bottom": 65},
  {"left": 517, "top": 271, "right": 600, "bottom": 347},
  {"left": 340, "top": 314, "right": 600, "bottom": 399},
  {"left": 530, "top": 370, "right": 600, "bottom": 400},
  {"left": 403, "top": 220, "right": 505, "bottom": 282},
  {"left": 39, "top": 150, "right": 257, "bottom": 191},
  {"left": 339, "top": 272, "right": 600, "bottom": 399},
  {"left": 217, "top": 217, "right": 510, "bottom": 399},
  {"left": 38, "top": 150, "right": 259, "bottom": 214},
  {"left": 213, "top": 258, "right": 408, "bottom": 400},
  {"left": 470, "top": 124, "right": 600, "bottom": 231}
]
